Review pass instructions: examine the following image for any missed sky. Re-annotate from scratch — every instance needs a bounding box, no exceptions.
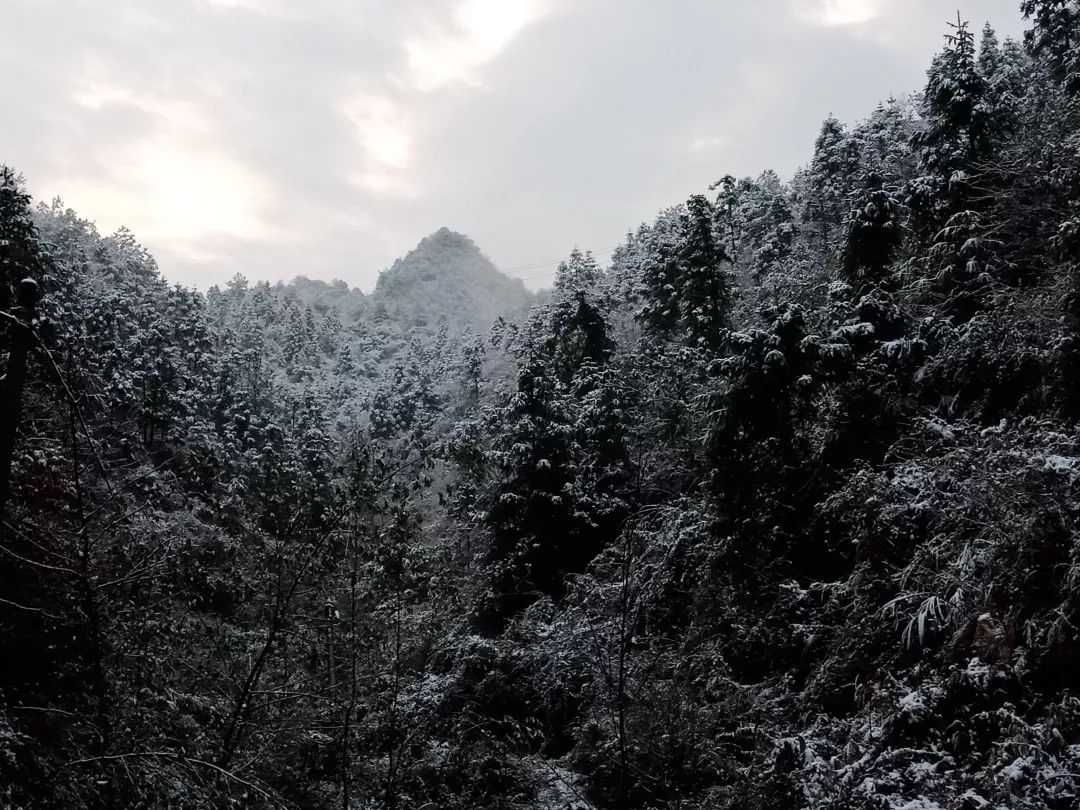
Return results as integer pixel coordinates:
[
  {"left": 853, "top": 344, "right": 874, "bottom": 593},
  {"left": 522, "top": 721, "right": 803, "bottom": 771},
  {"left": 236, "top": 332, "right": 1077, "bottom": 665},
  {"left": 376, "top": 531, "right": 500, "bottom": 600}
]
[{"left": 1, "top": 0, "right": 1027, "bottom": 291}]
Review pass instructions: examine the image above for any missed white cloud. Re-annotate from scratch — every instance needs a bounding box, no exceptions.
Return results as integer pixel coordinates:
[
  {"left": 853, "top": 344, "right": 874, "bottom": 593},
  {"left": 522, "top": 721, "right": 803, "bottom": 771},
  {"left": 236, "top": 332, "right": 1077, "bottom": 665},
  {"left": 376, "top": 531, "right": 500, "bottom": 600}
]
[
  {"left": 793, "top": 0, "right": 886, "bottom": 27},
  {"left": 203, "top": 0, "right": 272, "bottom": 10},
  {"left": 339, "top": 0, "right": 553, "bottom": 201},
  {"left": 54, "top": 137, "right": 269, "bottom": 250},
  {"left": 54, "top": 72, "right": 270, "bottom": 253},
  {"left": 404, "top": 0, "right": 548, "bottom": 91},
  {"left": 74, "top": 76, "right": 213, "bottom": 135},
  {"left": 342, "top": 92, "right": 419, "bottom": 198},
  {"left": 344, "top": 93, "right": 413, "bottom": 170},
  {"left": 137, "top": 139, "right": 268, "bottom": 242},
  {"left": 201, "top": 0, "right": 337, "bottom": 18},
  {"left": 4, "top": 0, "right": 1028, "bottom": 290},
  {"left": 689, "top": 135, "right": 728, "bottom": 152}
]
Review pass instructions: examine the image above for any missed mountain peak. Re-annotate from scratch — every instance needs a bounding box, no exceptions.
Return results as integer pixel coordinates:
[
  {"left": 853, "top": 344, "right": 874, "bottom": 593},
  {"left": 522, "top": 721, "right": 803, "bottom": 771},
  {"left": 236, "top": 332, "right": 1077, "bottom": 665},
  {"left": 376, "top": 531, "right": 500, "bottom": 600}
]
[
  {"left": 374, "top": 229, "right": 533, "bottom": 332},
  {"left": 427, "top": 225, "right": 471, "bottom": 242},
  {"left": 408, "top": 227, "right": 483, "bottom": 260}
]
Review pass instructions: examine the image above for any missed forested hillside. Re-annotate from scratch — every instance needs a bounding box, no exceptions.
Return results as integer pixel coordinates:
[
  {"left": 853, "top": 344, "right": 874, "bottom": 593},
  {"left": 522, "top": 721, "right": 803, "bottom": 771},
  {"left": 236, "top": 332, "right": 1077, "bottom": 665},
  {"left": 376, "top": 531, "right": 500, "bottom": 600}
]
[{"left": 2, "top": 4, "right": 1080, "bottom": 808}]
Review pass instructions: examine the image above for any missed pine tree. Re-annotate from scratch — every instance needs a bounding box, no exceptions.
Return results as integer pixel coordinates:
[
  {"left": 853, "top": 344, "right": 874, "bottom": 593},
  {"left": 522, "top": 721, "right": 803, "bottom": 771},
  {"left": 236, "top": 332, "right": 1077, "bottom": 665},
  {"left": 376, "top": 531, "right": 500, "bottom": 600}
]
[
  {"left": 908, "top": 17, "right": 999, "bottom": 321},
  {"left": 319, "top": 306, "right": 343, "bottom": 355},
  {"left": 225, "top": 273, "right": 249, "bottom": 301},
  {"left": 335, "top": 343, "right": 355, "bottom": 375},
  {"left": 0, "top": 167, "right": 46, "bottom": 320},
  {"left": 678, "top": 194, "right": 733, "bottom": 350},
  {"left": 712, "top": 174, "right": 742, "bottom": 258},
  {"left": 979, "top": 25, "right": 1029, "bottom": 133},
  {"left": 978, "top": 22, "right": 1003, "bottom": 78},
  {"left": 553, "top": 248, "right": 602, "bottom": 297},
  {"left": 460, "top": 333, "right": 485, "bottom": 407},
  {"left": 251, "top": 280, "right": 276, "bottom": 323},
  {"left": 294, "top": 386, "right": 337, "bottom": 528},
  {"left": 368, "top": 350, "right": 442, "bottom": 444},
  {"left": 854, "top": 98, "right": 919, "bottom": 188},
  {"left": 804, "top": 116, "right": 862, "bottom": 247},
  {"left": 751, "top": 193, "right": 796, "bottom": 280},
  {"left": 909, "top": 16, "right": 993, "bottom": 234},
  {"left": 283, "top": 301, "right": 308, "bottom": 369},
  {"left": 0, "top": 168, "right": 45, "bottom": 515},
  {"left": 638, "top": 213, "right": 684, "bottom": 341},
  {"left": 842, "top": 172, "right": 901, "bottom": 290},
  {"left": 1022, "top": 0, "right": 1080, "bottom": 93},
  {"left": 482, "top": 290, "right": 627, "bottom": 631},
  {"left": 640, "top": 195, "right": 733, "bottom": 351}
]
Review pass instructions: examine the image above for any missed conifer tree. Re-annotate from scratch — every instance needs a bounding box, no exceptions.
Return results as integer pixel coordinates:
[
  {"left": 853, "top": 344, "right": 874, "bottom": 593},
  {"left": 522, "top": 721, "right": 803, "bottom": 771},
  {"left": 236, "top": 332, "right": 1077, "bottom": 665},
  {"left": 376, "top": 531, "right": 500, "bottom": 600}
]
[
  {"left": 854, "top": 98, "right": 919, "bottom": 188},
  {"left": 283, "top": 301, "right": 308, "bottom": 369},
  {"left": 640, "top": 195, "right": 733, "bottom": 351},
  {"left": 1022, "top": 0, "right": 1080, "bottom": 93},
  {"left": 679, "top": 194, "right": 733, "bottom": 350},
  {"left": 978, "top": 22, "right": 1003, "bottom": 78},
  {"left": 553, "top": 248, "right": 602, "bottom": 297},
  {"left": 335, "top": 343, "right": 355, "bottom": 375},
  {"left": 483, "top": 290, "right": 627, "bottom": 631},
  {"left": 639, "top": 220, "right": 684, "bottom": 341},
  {"left": 909, "top": 17, "right": 999, "bottom": 321},
  {"left": 842, "top": 172, "right": 902, "bottom": 290},
  {"left": 751, "top": 193, "right": 796, "bottom": 280},
  {"left": 804, "top": 115, "right": 862, "bottom": 247},
  {"left": 0, "top": 167, "right": 46, "bottom": 320},
  {"left": 712, "top": 174, "right": 742, "bottom": 258},
  {"left": 909, "top": 16, "right": 992, "bottom": 234}
]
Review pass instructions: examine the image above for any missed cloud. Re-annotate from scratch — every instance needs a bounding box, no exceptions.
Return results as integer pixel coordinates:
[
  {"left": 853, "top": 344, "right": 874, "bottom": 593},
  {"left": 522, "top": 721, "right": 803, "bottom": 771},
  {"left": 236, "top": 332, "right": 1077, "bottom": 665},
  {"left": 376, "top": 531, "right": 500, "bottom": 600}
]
[
  {"left": 47, "top": 131, "right": 270, "bottom": 257},
  {"left": 689, "top": 135, "right": 728, "bottom": 152},
  {"left": 793, "top": 0, "right": 887, "bottom": 27},
  {"left": 200, "top": 0, "right": 339, "bottom": 19},
  {"left": 352, "top": 99, "right": 412, "bottom": 170},
  {"left": 0, "top": 0, "right": 1027, "bottom": 290},
  {"left": 404, "top": 0, "right": 549, "bottom": 91},
  {"left": 48, "top": 63, "right": 270, "bottom": 256}
]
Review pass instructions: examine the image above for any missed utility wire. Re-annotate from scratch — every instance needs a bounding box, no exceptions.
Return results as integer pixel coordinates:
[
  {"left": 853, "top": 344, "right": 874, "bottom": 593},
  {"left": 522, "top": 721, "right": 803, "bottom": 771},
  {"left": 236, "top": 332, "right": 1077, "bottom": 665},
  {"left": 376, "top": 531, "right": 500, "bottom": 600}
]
[{"left": 497, "top": 244, "right": 623, "bottom": 278}]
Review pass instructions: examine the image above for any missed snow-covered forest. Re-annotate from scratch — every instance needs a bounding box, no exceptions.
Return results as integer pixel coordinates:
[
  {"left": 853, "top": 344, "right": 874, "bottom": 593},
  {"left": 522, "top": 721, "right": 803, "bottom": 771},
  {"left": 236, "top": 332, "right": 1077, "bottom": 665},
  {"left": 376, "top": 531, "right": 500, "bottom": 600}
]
[{"left": 3, "top": 4, "right": 1080, "bottom": 808}]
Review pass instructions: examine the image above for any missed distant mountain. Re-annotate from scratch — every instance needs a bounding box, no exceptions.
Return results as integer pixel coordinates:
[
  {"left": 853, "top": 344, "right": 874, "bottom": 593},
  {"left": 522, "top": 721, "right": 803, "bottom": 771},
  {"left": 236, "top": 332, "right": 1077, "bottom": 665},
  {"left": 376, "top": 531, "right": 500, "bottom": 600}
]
[{"left": 373, "top": 227, "right": 534, "bottom": 333}]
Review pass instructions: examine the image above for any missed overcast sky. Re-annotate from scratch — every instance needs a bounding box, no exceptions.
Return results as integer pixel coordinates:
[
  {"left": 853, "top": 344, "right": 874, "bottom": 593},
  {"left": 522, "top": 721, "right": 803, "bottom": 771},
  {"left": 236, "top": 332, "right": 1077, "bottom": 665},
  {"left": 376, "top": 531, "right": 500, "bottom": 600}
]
[{"left": 2, "top": 0, "right": 1026, "bottom": 290}]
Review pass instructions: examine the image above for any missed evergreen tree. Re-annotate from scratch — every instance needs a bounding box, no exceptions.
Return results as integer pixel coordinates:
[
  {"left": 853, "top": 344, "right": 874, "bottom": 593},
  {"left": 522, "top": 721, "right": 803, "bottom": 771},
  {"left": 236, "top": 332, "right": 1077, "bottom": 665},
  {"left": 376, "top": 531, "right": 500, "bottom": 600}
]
[
  {"left": 335, "top": 343, "right": 355, "bottom": 375},
  {"left": 908, "top": 17, "right": 1000, "bottom": 321},
  {"left": 978, "top": 22, "right": 1003, "bottom": 78},
  {"left": 368, "top": 350, "right": 442, "bottom": 444},
  {"left": 909, "top": 16, "right": 993, "bottom": 235},
  {"left": 638, "top": 212, "right": 684, "bottom": 341},
  {"left": 1022, "top": 0, "right": 1080, "bottom": 93},
  {"left": 751, "top": 192, "right": 796, "bottom": 280},
  {"left": 283, "top": 301, "right": 309, "bottom": 369},
  {"left": 842, "top": 172, "right": 902, "bottom": 290},
  {"left": 483, "top": 291, "right": 627, "bottom": 631},
  {"left": 854, "top": 98, "right": 919, "bottom": 188},
  {"left": 712, "top": 174, "right": 742, "bottom": 258},
  {"left": 678, "top": 194, "right": 733, "bottom": 349},
  {"left": 0, "top": 168, "right": 46, "bottom": 321},
  {"left": 553, "top": 248, "right": 602, "bottom": 297},
  {"left": 706, "top": 304, "right": 845, "bottom": 567},
  {"left": 804, "top": 115, "right": 862, "bottom": 247},
  {"left": 640, "top": 195, "right": 733, "bottom": 350}
]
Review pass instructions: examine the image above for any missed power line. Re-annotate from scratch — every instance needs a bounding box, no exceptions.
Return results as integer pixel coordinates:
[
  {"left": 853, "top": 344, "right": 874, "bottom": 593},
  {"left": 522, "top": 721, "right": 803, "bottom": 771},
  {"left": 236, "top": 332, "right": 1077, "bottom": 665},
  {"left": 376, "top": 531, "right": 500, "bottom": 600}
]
[
  {"left": 514, "top": 269, "right": 560, "bottom": 282},
  {"left": 498, "top": 257, "right": 571, "bottom": 274},
  {"left": 510, "top": 256, "right": 626, "bottom": 284},
  {"left": 497, "top": 244, "right": 623, "bottom": 277}
]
